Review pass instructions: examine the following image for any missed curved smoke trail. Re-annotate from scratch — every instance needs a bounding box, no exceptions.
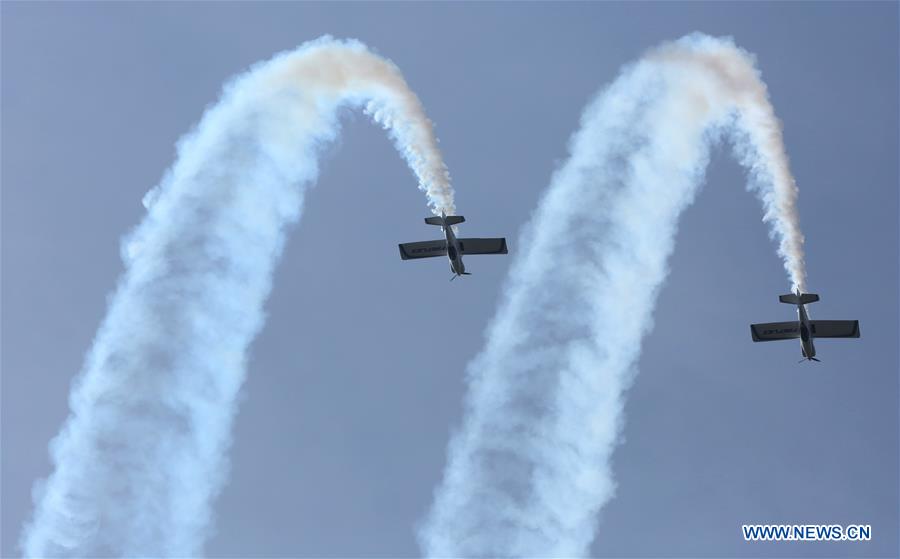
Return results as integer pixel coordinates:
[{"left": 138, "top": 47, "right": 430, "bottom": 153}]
[
  {"left": 420, "top": 34, "right": 806, "bottom": 556},
  {"left": 22, "top": 37, "right": 451, "bottom": 557}
]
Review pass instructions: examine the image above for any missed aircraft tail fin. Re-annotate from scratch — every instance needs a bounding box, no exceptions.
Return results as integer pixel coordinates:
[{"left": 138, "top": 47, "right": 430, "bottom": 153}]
[
  {"left": 424, "top": 215, "right": 465, "bottom": 226},
  {"left": 779, "top": 293, "right": 819, "bottom": 305}
]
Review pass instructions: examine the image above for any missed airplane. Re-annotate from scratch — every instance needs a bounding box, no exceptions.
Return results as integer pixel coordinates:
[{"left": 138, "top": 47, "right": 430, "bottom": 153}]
[
  {"left": 750, "top": 291, "right": 860, "bottom": 362},
  {"left": 398, "top": 212, "right": 508, "bottom": 280}
]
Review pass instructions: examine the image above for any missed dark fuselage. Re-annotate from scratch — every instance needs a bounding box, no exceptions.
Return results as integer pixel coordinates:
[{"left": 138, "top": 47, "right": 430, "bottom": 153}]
[
  {"left": 442, "top": 224, "right": 466, "bottom": 276},
  {"left": 797, "top": 302, "right": 816, "bottom": 359}
]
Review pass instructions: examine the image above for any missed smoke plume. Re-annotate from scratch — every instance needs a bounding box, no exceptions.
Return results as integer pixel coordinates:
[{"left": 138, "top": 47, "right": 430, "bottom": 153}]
[
  {"left": 22, "top": 37, "right": 451, "bottom": 557},
  {"left": 420, "top": 34, "right": 806, "bottom": 556}
]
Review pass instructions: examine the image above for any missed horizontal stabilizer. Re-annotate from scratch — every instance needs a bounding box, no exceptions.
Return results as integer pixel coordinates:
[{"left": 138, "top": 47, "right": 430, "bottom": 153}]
[
  {"left": 750, "top": 321, "right": 800, "bottom": 342},
  {"left": 779, "top": 293, "right": 819, "bottom": 305},
  {"left": 458, "top": 238, "right": 508, "bottom": 255},
  {"left": 424, "top": 215, "right": 465, "bottom": 226},
  {"left": 810, "top": 320, "right": 860, "bottom": 338},
  {"left": 398, "top": 240, "right": 447, "bottom": 260}
]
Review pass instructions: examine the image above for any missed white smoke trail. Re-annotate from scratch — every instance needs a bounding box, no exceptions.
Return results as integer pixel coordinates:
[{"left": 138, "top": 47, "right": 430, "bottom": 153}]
[
  {"left": 420, "top": 34, "right": 806, "bottom": 556},
  {"left": 22, "top": 37, "right": 452, "bottom": 557}
]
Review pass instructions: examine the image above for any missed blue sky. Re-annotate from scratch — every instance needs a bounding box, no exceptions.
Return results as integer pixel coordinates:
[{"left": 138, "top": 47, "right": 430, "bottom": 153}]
[{"left": 2, "top": 3, "right": 897, "bottom": 557}]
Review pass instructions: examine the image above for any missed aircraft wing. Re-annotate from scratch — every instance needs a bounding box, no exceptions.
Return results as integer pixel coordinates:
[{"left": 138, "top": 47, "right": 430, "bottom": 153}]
[
  {"left": 458, "top": 238, "right": 508, "bottom": 255},
  {"left": 811, "top": 320, "right": 860, "bottom": 338},
  {"left": 398, "top": 240, "right": 448, "bottom": 260},
  {"left": 750, "top": 321, "right": 800, "bottom": 342}
]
